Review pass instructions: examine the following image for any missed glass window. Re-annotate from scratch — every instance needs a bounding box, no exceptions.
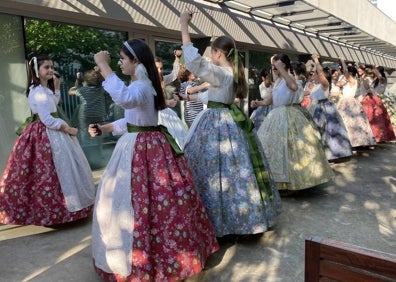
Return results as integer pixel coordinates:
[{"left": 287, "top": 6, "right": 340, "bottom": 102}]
[
  {"left": 248, "top": 50, "right": 273, "bottom": 115},
  {"left": 155, "top": 40, "right": 183, "bottom": 118},
  {"left": 23, "top": 18, "right": 128, "bottom": 169}
]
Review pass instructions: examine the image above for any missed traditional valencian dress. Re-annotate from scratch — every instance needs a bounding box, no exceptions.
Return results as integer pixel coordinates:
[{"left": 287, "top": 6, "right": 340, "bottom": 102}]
[
  {"left": 181, "top": 42, "right": 281, "bottom": 238},
  {"left": 308, "top": 84, "right": 353, "bottom": 161},
  {"left": 0, "top": 85, "right": 95, "bottom": 226},
  {"left": 336, "top": 81, "right": 376, "bottom": 147},
  {"left": 256, "top": 76, "right": 333, "bottom": 191},
  {"left": 358, "top": 78, "right": 395, "bottom": 143},
  {"left": 92, "top": 65, "right": 219, "bottom": 282}
]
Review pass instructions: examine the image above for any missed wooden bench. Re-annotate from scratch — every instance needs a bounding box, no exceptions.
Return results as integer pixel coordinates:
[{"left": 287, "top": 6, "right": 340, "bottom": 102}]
[{"left": 305, "top": 236, "right": 396, "bottom": 282}]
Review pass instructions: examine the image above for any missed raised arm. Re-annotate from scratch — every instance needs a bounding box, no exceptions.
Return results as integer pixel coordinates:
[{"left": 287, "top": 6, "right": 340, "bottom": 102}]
[
  {"left": 180, "top": 11, "right": 193, "bottom": 45},
  {"left": 339, "top": 57, "right": 349, "bottom": 79},
  {"left": 312, "top": 54, "right": 329, "bottom": 90},
  {"left": 94, "top": 51, "right": 113, "bottom": 79}
]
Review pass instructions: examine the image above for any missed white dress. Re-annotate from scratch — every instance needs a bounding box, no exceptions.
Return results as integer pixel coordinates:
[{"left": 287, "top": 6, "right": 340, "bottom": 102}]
[{"left": 28, "top": 85, "right": 95, "bottom": 211}]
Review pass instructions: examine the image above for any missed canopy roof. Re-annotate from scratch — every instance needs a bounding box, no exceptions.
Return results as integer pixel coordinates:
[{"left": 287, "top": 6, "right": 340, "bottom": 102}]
[{"left": 203, "top": 0, "right": 396, "bottom": 63}]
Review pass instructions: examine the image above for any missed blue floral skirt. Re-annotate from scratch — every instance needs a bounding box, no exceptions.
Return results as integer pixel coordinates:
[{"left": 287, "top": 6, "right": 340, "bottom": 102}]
[
  {"left": 184, "top": 108, "right": 281, "bottom": 237},
  {"left": 250, "top": 105, "right": 272, "bottom": 130},
  {"left": 308, "top": 99, "right": 353, "bottom": 160}
]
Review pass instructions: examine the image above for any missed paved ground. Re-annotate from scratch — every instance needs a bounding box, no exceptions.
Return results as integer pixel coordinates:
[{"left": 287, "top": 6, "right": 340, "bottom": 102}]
[{"left": 0, "top": 142, "right": 395, "bottom": 282}]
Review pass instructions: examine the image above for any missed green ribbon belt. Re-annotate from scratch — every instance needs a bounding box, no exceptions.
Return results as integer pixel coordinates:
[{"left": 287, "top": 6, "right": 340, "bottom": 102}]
[
  {"left": 207, "top": 101, "right": 272, "bottom": 200},
  {"left": 16, "top": 112, "right": 59, "bottom": 136},
  {"left": 127, "top": 123, "right": 183, "bottom": 156}
]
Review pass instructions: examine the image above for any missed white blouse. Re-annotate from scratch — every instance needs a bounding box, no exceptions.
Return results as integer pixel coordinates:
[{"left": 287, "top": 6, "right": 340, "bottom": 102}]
[
  {"left": 182, "top": 42, "right": 235, "bottom": 105},
  {"left": 102, "top": 73, "right": 158, "bottom": 135},
  {"left": 28, "top": 85, "right": 66, "bottom": 129},
  {"left": 310, "top": 84, "right": 329, "bottom": 101},
  {"left": 272, "top": 76, "right": 302, "bottom": 108}
]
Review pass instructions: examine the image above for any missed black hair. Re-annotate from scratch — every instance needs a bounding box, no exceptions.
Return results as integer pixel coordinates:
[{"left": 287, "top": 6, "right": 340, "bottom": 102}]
[
  {"left": 260, "top": 68, "right": 271, "bottom": 88},
  {"left": 323, "top": 67, "right": 332, "bottom": 92},
  {"left": 373, "top": 65, "right": 387, "bottom": 88},
  {"left": 273, "top": 54, "right": 292, "bottom": 71},
  {"left": 121, "top": 39, "right": 166, "bottom": 110},
  {"left": 347, "top": 65, "right": 357, "bottom": 77}
]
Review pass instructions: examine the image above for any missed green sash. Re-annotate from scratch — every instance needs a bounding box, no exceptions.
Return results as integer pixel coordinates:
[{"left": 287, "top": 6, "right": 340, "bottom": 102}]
[
  {"left": 127, "top": 123, "right": 183, "bottom": 156},
  {"left": 16, "top": 112, "right": 59, "bottom": 136},
  {"left": 207, "top": 101, "right": 272, "bottom": 200}
]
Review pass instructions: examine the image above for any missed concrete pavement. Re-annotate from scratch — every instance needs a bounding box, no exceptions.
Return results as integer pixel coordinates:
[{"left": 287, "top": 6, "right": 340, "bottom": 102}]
[{"left": 0, "top": 142, "right": 395, "bottom": 282}]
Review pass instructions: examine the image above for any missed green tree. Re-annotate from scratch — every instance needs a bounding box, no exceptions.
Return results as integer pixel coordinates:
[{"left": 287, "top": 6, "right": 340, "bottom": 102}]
[{"left": 24, "top": 18, "right": 125, "bottom": 75}]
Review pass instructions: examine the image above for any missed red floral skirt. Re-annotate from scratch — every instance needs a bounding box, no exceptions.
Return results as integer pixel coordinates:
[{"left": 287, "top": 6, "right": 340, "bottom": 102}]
[
  {"left": 0, "top": 121, "right": 93, "bottom": 226},
  {"left": 361, "top": 94, "right": 396, "bottom": 142},
  {"left": 93, "top": 131, "right": 219, "bottom": 282}
]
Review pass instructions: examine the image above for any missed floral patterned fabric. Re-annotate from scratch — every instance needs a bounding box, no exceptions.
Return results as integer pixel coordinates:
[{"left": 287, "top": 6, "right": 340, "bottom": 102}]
[
  {"left": 183, "top": 108, "right": 281, "bottom": 237},
  {"left": 93, "top": 131, "right": 219, "bottom": 282},
  {"left": 257, "top": 77, "right": 333, "bottom": 191},
  {"left": 336, "top": 97, "right": 376, "bottom": 147},
  {"left": 336, "top": 81, "right": 376, "bottom": 148},
  {"left": 360, "top": 93, "right": 395, "bottom": 142},
  {"left": 308, "top": 99, "right": 353, "bottom": 160},
  {"left": 0, "top": 121, "right": 93, "bottom": 226},
  {"left": 257, "top": 105, "right": 334, "bottom": 190}
]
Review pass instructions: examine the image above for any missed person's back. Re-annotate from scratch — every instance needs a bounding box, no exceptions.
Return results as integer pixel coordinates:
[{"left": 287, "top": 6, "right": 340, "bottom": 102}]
[{"left": 181, "top": 11, "right": 281, "bottom": 239}]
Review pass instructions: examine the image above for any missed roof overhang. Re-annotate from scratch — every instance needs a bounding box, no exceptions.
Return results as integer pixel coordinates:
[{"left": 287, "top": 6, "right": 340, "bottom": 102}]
[{"left": 202, "top": 0, "right": 396, "bottom": 64}]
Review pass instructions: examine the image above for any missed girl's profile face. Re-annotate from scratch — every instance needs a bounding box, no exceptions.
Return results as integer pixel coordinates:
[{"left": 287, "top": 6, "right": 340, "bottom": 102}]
[
  {"left": 271, "top": 59, "right": 280, "bottom": 75},
  {"left": 118, "top": 50, "right": 136, "bottom": 76},
  {"left": 38, "top": 60, "right": 55, "bottom": 80}
]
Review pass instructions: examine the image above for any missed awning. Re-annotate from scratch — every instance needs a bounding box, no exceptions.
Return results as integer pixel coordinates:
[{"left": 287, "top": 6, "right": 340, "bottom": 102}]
[{"left": 202, "top": 0, "right": 396, "bottom": 66}]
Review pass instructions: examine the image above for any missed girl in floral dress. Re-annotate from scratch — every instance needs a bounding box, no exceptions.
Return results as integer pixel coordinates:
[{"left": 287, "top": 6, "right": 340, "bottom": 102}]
[
  {"left": 256, "top": 54, "right": 333, "bottom": 192},
  {"left": 372, "top": 66, "right": 396, "bottom": 136},
  {"left": 0, "top": 54, "right": 95, "bottom": 226},
  {"left": 180, "top": 11, "right": 281, "bottom": 238},
  {"left": 357, "top": 65, "right": 395, "bottom": 143},
  {"left": 307, "top": 54, "right": 352, "bottom": 161},
  {"left": 336, "top": 58, "right": 376, "bottom": 148},
  {"left": 90, "top": 39, "right": 219, "bottom": 282}
]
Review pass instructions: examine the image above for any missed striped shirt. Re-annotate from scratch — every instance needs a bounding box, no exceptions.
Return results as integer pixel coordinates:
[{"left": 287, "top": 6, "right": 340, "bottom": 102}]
[{"left": 179, "top": 81, "right": 204, "bottom": 124}]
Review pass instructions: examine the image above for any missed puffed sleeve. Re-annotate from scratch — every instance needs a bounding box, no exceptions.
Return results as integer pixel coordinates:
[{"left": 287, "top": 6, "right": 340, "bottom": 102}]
[
  {"left": 102, "top": 73, "right": 148, "bottom": 109},
  {"left": 163, "top": 61, "right": 180, "bottom": 85},
  {"left": 30, "top": 88, "right": 67, "bottom": 130},
  {"left": 182, "top": 43, "right": 223, "bottom": 87},
  {"left": 111, "top": 118, "right": 128, "bottom": 135}
]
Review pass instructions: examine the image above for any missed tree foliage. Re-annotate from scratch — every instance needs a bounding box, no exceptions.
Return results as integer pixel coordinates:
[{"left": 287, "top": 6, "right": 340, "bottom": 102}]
[{"left": 24, "top": 18, "right": 125, "bottom": 74}]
